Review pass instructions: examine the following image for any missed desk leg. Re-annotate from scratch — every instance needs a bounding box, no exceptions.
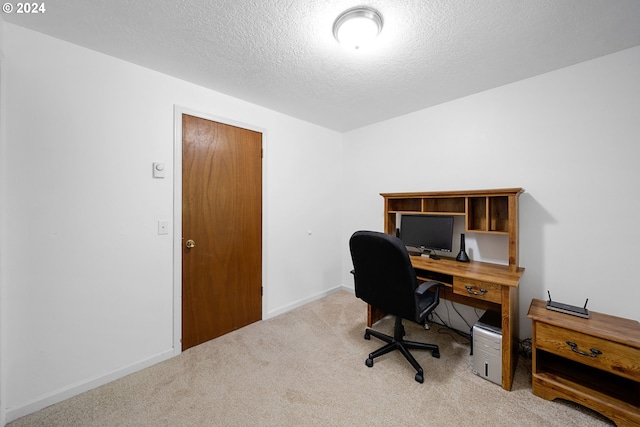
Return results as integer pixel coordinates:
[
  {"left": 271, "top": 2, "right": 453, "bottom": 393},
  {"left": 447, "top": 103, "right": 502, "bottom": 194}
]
[
  {"left": 501, "top": 285, "right": 519, "bottom": 391},
  {"left": 367, "top": 304, "right": 385, "bottom": 327}
]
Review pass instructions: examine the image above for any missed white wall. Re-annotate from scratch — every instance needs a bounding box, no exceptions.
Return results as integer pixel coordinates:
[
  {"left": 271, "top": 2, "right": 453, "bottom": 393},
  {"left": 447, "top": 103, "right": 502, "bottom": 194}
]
[
  {"left": 0, "top": 23, "right": 343, "bottom": 422},
  {"left": 342, "top": 45, "right": 640, "bottom": 338}
]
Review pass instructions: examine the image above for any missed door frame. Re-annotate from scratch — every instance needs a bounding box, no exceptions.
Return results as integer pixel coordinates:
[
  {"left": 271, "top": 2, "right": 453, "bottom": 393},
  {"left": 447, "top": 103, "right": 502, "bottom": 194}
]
[{"left": 172, "top": 106, "right": 267, "bottom": 354}]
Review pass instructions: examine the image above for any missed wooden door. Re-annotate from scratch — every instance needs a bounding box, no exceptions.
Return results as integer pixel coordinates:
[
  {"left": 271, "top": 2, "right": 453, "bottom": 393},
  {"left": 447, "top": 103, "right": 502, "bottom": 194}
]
[{"left": 182, "top": 114, "right": 262, "bottom": 350}]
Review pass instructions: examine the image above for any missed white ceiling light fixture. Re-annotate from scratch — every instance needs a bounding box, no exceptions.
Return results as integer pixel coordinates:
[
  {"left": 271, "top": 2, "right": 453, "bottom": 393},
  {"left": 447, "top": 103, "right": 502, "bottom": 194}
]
[{"left": 333, "top": 6, "right": 384, "bottom": 50}]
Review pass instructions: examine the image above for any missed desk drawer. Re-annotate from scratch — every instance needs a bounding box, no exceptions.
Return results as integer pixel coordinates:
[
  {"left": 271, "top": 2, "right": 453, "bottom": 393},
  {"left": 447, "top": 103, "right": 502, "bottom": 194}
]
[
  {"left": 453, "top": 278, "right": 501, "bottom": 304},
  {"left": 535, "top": 322, "right": 640, "bottom": 382}
]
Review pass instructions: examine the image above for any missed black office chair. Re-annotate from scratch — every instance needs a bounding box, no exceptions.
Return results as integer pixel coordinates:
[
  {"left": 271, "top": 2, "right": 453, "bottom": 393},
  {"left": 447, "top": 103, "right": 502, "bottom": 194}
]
[{"left": 349, "top": 230, "right": 443, "bottom": 383}]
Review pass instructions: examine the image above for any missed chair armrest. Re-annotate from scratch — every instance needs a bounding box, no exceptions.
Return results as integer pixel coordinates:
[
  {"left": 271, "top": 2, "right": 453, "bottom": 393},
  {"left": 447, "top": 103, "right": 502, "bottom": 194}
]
[
  {"left": 414, "top": 281, "right": 442, "bottom": 321},
  {"left": 415, "top": 281, "right": 442, "bottom": 296}
]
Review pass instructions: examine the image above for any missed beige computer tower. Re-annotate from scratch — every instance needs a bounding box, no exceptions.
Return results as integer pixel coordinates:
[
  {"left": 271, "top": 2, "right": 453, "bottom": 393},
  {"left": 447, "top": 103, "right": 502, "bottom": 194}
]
[{"left": 471, "top": 311, "right": 502, "bottom": 385}]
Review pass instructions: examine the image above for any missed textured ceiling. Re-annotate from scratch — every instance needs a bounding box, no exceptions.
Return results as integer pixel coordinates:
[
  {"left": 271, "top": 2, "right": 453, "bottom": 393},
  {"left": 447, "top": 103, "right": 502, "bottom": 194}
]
[{"left": 5, "top": 0, "right": 640, "bottom": 132}]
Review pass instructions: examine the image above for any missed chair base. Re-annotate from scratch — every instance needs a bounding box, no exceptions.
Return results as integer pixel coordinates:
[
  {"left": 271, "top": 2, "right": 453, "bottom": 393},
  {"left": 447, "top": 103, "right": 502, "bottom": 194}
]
[{"left": 364, "top": 316, "right": 440, "bottom": 383}]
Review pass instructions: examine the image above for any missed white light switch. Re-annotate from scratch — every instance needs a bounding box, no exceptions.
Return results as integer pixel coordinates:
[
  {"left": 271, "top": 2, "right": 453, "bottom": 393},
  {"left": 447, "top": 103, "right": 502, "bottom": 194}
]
[
  {"left": 153, "top": 162, "right": 166, "bottom": 178},
  {"left": 158, "top": 220, "right": 169, "bottom": 235}
]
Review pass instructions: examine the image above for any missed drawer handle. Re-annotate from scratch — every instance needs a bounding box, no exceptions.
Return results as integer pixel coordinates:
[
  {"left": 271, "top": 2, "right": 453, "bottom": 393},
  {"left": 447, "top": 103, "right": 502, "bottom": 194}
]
[
  {"left": 566, "top": 341, "right": 602, "bottom": 358},
  {"left": 465, "top": 285, "right": 487, "bottom": 296}
]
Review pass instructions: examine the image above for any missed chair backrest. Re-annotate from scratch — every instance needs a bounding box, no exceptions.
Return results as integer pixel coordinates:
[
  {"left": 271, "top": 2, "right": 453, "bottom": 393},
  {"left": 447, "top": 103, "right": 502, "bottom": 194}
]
[{"left": 349, "top": 230, "right": 418, "bottom": 321}]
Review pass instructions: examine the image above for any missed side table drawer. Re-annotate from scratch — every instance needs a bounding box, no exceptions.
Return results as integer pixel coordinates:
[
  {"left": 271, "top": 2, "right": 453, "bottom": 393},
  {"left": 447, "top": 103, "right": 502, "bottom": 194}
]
[
  {"left": 453, "top": 277, "right": 501, "bottom": 304},
  {"left": 536, "top": 322, "right": 640, "bottom": 382}
]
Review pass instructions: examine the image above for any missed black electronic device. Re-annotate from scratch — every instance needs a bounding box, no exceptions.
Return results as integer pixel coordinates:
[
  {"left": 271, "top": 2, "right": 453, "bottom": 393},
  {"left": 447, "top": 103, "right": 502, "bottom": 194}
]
[
  {"left": 546, "top": 291, "right": 590, "bottom": 318},
  {"left": 455, "top": 233, "right": 470, "bottom": 263},
  {"left": 399, "top": 215, "right": 454, "bottom": 260}
]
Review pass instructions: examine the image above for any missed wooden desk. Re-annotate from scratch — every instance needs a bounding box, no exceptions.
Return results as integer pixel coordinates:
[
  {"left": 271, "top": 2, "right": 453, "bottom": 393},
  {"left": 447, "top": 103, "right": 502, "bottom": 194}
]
[
  {"left": 367, "top": 255, "right": 524, "bottom": 391},
  {"left": 374, "top": 188, "right": 525, "bottom": 390}
]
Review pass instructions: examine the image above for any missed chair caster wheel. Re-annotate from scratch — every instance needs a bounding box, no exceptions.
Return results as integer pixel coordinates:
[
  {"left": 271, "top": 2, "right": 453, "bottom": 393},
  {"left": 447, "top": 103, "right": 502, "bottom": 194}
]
[
  {"left": 365, "top": 358, "right": 374, "bottom": 368},
  {"left": 364, "top": 332, "right": 370, "bottom": 340},
  {"left": 415, "top": 372, "right": 424, "bottom": 383},
  {"left": 432, "top": 349, "right": 440, "bottom": 358}
]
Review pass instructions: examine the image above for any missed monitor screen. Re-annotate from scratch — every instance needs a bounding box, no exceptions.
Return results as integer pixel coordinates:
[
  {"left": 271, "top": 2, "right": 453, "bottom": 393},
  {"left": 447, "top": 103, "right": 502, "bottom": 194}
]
[{"left": 400, "top": 215, "right": 454, "bottom": 253}]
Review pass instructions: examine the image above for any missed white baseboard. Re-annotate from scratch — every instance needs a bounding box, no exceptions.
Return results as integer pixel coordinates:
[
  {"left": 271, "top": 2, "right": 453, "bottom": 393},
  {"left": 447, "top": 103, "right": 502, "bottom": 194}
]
[
  {"left": 5, "top": 348, "right": 177, "bottom": 424},
  {"left": 265, "top": 285, "right": 352, "bottom": 319}
]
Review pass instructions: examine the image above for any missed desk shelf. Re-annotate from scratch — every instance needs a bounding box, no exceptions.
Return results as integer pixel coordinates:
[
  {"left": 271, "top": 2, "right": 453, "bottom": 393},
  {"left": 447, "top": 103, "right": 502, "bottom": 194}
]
[
  {"left": 424, "top": 197, "right": 466, "bottom": 213},
  {"left": 468, "top": 195, "right": 510, "bottom": 233}
]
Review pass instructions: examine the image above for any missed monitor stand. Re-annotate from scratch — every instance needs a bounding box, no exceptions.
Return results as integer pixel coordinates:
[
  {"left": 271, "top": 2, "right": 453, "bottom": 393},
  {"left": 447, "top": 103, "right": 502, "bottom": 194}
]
[
  {"left": 423, "top": 249, "right": 440, "bottom": 260},
  {"left": 417, "top": 248, "right": 440, "bottom": 260}
]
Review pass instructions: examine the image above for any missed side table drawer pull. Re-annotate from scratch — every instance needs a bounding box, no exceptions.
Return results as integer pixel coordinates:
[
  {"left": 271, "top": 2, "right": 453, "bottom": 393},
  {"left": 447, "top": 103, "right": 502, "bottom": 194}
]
[
  {"left": 566, "top": 341, "right": 602, "bottom": 358},
  {"left": 465, "top": 285, "right": 487, "bottom": 296}
]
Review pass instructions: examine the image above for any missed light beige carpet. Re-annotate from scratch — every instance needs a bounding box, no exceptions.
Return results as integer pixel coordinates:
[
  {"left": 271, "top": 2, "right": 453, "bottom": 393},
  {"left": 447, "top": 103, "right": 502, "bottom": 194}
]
[{"left": 10, "top": 290, "right": 614, "bottom": 426}]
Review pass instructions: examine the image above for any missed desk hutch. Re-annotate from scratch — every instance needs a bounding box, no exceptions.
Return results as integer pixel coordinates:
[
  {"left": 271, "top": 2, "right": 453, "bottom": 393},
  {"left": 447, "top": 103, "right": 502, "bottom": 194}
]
[{"left": 371, "top": 188, "right": 525, "bottom": 391}]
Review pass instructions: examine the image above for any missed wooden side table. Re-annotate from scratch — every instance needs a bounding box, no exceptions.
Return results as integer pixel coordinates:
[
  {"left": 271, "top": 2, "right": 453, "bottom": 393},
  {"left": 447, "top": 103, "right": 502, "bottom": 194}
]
[{"left": 527, "top": 299, "right": 640, "bottom": 427}]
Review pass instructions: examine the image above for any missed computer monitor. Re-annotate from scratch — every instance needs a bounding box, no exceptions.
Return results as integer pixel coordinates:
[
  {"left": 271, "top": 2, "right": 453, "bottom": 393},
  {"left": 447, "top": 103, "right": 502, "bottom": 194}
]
[{"left": 400, "top": 215, "right": 454, "bottom": 259}]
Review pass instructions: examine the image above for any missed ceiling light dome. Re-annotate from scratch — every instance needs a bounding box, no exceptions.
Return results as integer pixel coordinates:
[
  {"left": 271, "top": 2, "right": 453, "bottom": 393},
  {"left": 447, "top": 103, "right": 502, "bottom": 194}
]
[{"left": 333, "top": 6, "right": 383, "bottom": 50}]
